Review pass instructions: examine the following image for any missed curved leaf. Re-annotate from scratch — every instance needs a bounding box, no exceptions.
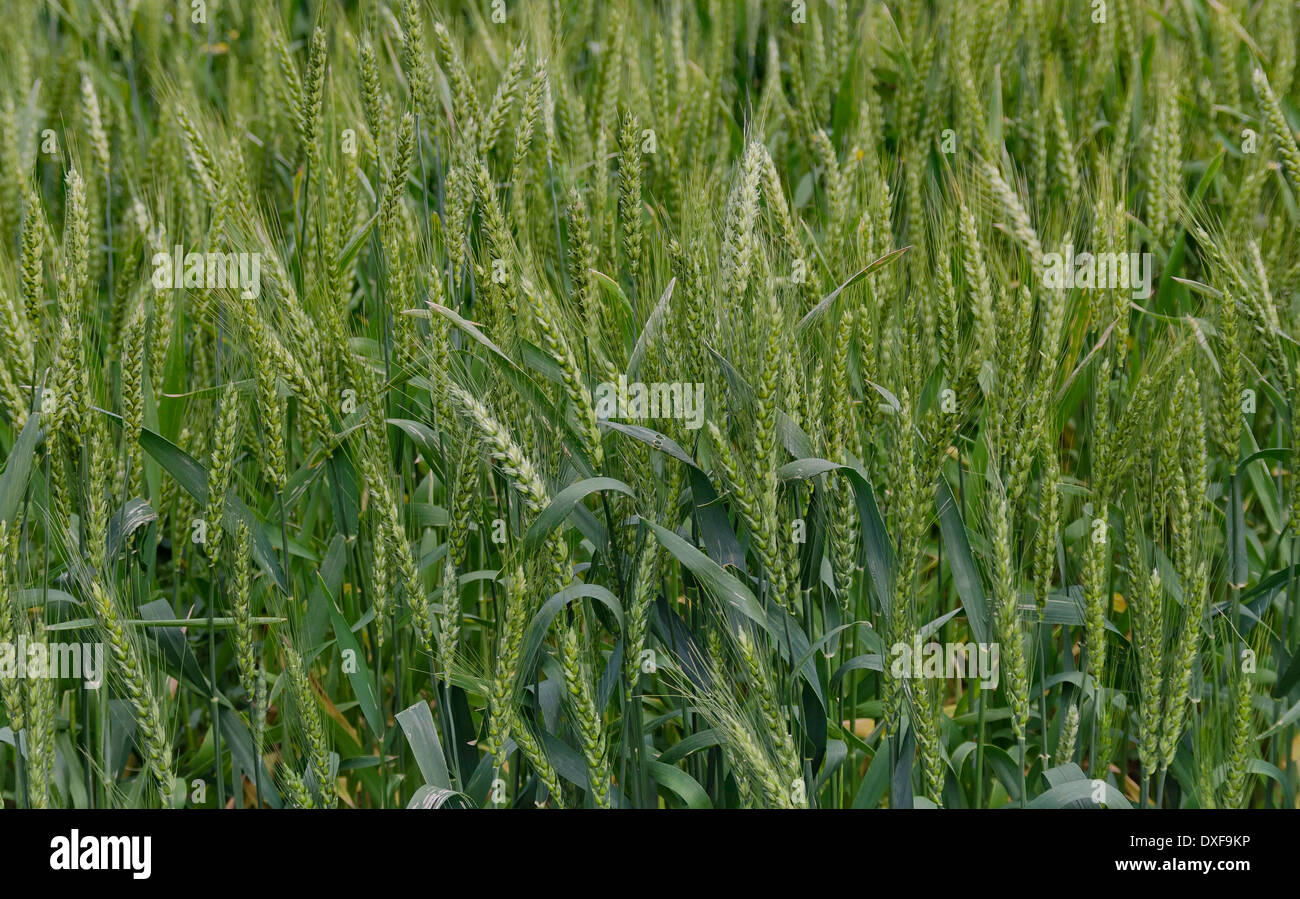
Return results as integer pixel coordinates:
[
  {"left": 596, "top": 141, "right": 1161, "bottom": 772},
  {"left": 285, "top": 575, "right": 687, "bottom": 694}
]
[
  {"left": 648, "top": 759, "right": 712, "bottom": 809},
  {"left": 387, "top": 418, "right": 442, "bottom": 456},
  {"left": 525, "top": 477, "right": 635, "bottom": 551},
  {"left": 138, "top": 427, "right": 288, "bottom": 592},
  {"left": 426, "top": 302, "right": 519, "bottom": 372},
  {"left": 830, "top": 653, "right": 884, "bottom": 690},
  {"left": 843, "top": 469, "right": 894, "bottom": 613},
  {"left": 327, "top": 591, "right": 384, "bottom": 741},
  {"left": 519, "top": 583, "right": 625, "bottom": 681},
  {"left": 0, "top": 411, "right": 41, "bottom": 525},
  {"left": 796, "top": 246, "right": 909, "bottom": 332},
  {"left": 106, "top": 497, "right": 157, "bottom": 560},
  {"left": 687, "top": 468, "right": 746, "bottom": 570},
  {"left": 777, "top": 457, "right": 842, "bottom": 481},
  {"left": 627, "top": 277, "right": 676, "bottom": 379},
  {"left": 599, "top": 420, "right": 698, "bottom": 468},
  {"left": 396, "top": 700, "right": 451, "bottom": 790},
  {"left": 936, "top": 478, "right": 993, "bottom": 644},
  {"left": 655, "top": 728, "right": 724, "bottom": 765},
  {"left": 646, "top": 521, "right": 764, "bottom": 627},
  {"left": 407, "top": 785, "right": 473, "bottom": 808},
  {"left": 1027, "top": 779, "right": 1133, "bottom": 808}
]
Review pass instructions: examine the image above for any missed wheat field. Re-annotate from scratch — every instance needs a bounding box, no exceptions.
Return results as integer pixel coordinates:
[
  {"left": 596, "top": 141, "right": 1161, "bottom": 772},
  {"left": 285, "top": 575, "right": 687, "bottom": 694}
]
[{"left": 0, "top": 0, "right": 1297, "bottom": 810}]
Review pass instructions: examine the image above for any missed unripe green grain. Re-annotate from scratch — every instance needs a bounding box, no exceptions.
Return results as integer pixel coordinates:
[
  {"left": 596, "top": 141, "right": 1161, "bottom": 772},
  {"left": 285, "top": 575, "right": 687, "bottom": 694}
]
[
  {"left": 284, "top": 643, "right": 335, "bottom": 807},
  {"left": 1055, "top": 702, "right": 1079, "bottom": 766},
  {"left": 510, "top": 60, "right": 548, "bottom": 229},
  {"left": 484, "top": 565, "right": 529, "bottom": 770},
  {"left": 204, "top": 385, "right": 242, "bottom": 560},
  {"left": 480, "top": 42, "right": 527, "bottom": 156},
  {"left": 1224, "top": 663, "right": 1255, "bottom": 808},
  {"left": 90, "top": 581, "right": 173, "bottom": 798},
  {"left": 433, "top": 21, "right": 483, "bottom": 142},
  {"left": 398, "top": 1, "right": 433, "bottom": 119},
  {"left": 511, "top": 712, "right": 564, "bottom": 806},
  {"left": 559, "top": 622, "right": 613, "bottom": 808},
  {"left": 232, "top": 521, "right": 257, "bottom": 698},
  {"left": 992, "top": 494, "right": 1030, "bottom": 740},
  {"left": 0, "top": 524, "right": 24, "bottom": 732},
  {"left": 1252, "top": 68, "right": 1300, "bottom": 196},
  {"left": 618, "top": 112, "right": 644, "bottom": 285}
]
